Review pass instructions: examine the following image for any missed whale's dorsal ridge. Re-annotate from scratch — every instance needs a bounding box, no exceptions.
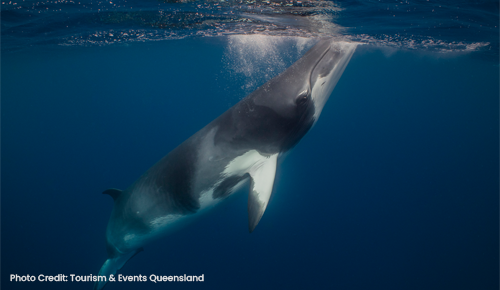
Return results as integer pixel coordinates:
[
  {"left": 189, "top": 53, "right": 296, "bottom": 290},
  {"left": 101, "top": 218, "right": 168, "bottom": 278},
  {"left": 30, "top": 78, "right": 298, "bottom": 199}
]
[{"left": 102, "top": 188, "right": 122, "bottom": 201}]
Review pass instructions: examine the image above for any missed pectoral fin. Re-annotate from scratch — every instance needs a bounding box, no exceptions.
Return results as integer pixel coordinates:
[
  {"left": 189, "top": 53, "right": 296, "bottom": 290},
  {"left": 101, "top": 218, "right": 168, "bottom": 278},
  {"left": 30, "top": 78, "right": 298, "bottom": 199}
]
[{"left": 248, "top": 154, "right": 278, "bottom": 233}]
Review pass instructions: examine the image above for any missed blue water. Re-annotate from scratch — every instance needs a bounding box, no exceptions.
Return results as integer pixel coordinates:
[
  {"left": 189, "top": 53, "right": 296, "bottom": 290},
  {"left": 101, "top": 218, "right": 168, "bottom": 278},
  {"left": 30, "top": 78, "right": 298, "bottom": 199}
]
[{"left": 2, "top": 1, "right": 499, "bottom": 290}]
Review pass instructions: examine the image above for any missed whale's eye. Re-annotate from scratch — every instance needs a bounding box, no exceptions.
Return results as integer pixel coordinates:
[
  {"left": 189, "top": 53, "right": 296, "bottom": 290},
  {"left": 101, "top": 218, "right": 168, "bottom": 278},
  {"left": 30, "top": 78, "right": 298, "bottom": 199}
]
[{"left": 296, "top": 90, "right": 310, "bottom": 106}]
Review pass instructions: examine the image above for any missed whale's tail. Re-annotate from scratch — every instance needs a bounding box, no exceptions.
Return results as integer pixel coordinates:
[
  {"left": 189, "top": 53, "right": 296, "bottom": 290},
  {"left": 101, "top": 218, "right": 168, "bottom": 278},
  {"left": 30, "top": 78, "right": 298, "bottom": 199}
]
[
  {"left": 94, "top": 188, "right": 143, "bottom": 290},
  {"left": 94, "top": 247, "right": 143, "bottom": 290}
]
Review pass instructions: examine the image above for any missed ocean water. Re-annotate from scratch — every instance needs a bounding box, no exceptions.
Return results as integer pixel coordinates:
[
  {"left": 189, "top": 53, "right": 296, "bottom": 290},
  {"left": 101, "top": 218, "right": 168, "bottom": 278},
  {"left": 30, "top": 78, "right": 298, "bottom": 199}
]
[{"left": 2, "top": 1, "right": 499, "bottom": 290}]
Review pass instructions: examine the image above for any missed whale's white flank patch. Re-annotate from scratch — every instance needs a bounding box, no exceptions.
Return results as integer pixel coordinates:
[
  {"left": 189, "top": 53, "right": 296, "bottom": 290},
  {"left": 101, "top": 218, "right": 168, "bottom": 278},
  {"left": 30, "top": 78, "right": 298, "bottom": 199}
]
[
  {"left": 124, "top": 234, "right": 136, "bottom": 242},
  {"left": 222, "top": 150, "right": 278, "bottom": 205},
  {"left": 198, "top": 188, "right": 217, "bottom": 210},
  {"left": 150, "top": 214, "right": 183, "bottom": 229},
  {"left": 223, "top": 150, "right": 268, "bottom": 177},
  {"left": 197, "top": 150, "right": 273, "bottom": 211}
]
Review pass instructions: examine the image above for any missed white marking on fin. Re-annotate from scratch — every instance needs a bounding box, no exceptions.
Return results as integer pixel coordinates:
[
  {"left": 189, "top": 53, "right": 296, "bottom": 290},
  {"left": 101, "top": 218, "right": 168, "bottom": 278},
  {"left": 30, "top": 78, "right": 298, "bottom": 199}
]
[
  {"left": 247, "top": 153, "right": 278, "bottom": 232},
  {"left": 220, "top": 150, "right": 278, "bottom": 232}
]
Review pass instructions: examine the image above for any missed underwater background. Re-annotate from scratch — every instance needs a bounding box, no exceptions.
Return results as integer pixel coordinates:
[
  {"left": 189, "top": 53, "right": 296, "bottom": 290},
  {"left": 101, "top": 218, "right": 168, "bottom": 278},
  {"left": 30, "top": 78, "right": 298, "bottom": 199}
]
[{"left": 2, "top": 1, "right": 499, "bottom": 289}]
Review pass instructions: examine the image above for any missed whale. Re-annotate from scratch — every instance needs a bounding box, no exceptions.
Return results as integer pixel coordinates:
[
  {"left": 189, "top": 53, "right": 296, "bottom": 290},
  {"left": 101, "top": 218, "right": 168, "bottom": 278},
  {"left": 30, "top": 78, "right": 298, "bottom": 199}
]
[{"left": 94, "top": 38, "right": 357, "bottom": 290}]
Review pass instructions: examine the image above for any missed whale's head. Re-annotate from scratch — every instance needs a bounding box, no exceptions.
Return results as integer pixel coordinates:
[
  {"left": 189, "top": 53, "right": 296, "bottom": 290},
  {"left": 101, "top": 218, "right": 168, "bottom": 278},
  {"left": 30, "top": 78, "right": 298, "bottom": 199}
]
[
  {"left": 306, "top": 40, "right": 358, "bottom": 121},
  {"left": 224, "top": 39, "right": 356, "bottom": 154}
]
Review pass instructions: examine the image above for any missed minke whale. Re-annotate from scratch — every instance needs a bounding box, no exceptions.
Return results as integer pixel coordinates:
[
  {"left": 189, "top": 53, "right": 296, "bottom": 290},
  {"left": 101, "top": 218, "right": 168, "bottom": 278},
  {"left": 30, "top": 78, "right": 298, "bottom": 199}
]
[{"left": 94, "top": 38, "right": 357, "bottom": 290}]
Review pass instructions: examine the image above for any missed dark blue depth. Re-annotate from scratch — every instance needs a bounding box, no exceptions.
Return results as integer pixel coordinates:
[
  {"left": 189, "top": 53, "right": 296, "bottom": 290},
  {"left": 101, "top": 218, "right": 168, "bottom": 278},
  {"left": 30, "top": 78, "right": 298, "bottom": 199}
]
[{"left": 1, "top": 37, "right": 499, "bottom": 290}]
